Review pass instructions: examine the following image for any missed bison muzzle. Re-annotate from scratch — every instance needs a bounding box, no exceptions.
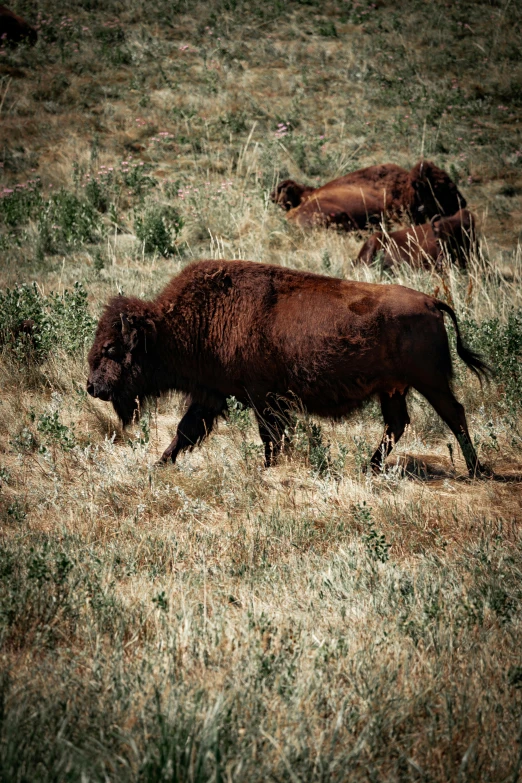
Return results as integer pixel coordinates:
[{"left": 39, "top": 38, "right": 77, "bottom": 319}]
[{"left": 87, "top": 260, "right": 490, "bottom": 477}]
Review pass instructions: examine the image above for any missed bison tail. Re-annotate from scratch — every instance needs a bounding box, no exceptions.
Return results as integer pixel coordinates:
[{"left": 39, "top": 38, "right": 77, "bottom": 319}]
[{"left": 435, "top": 300, "right": 492, "bottom": 382}]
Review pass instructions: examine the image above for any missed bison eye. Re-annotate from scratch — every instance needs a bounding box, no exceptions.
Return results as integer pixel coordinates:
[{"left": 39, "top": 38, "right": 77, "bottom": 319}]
[{"left": 105, "top": 345, "right": 119, "bottom": 359}]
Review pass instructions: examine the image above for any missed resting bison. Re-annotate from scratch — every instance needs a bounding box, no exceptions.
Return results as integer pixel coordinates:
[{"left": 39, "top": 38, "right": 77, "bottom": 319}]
[
  {"left": 271, "top": 161, "right": 466, "bottom": 231},
  {"left": 357, "top": 209, "right": 477, "bottom": 270},
  {"left": 0, "top": 5, "right": 37, "bottom": 46},
  {"left": 87, "top": 259, "right": 489, "bottom": 477}
]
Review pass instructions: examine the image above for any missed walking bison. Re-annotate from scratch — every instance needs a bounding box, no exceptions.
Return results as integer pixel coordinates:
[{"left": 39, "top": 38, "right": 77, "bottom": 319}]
[
  {"left": 271, "top": 161, "right": 466, "bottom": 231},
  {"left": 87, "top": 260, "right": 489, "bottom": 476},
  {"left": 357, "top": 209, "right": 477, "bottom": 270}
]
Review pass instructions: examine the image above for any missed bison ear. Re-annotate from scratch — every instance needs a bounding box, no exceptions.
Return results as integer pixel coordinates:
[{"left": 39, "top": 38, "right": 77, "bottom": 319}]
[
  {"left": 411, "top": 160, "right": 433, "bottom": 188},
  {"left": 120, "top": 312, "right": 156, "bottom": 353},
  {"left": 418, "top": 160, "right": 435, "bottom": 180},
  {"left": 142, "top": 318, "right": 157, "bottom": 352},
  {"left": 120, "top": 313, "right": 133, "bottom": 336},
  {"left": 120, "top": 312, "right": 139, "bottom": 351},
  {"left": 135, "top": 317, "right": 157, "bottom": 353}
]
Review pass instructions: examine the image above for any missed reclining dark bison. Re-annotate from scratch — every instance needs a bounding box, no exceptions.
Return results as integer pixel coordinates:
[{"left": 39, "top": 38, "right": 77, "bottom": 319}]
[
  {"left": 357, "top": 209, "right": 477, "bottom": 270},
  {"left": 271, "top": 160, "right": 466, "bottom": 231},
  {"left": 87, "top": 260, "right": 489, "bottom": 477},
  {"left": 0, "top": 5, "right": 37, "bottom": 46}
]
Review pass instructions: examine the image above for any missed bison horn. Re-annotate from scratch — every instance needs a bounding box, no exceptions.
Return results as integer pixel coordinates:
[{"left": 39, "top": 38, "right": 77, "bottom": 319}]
[
  {"left": 120, "top": 313, "right": 132, "bottom": 335},
  {"left": 430, "top": 214, "right": 441, "bottom": 227}
]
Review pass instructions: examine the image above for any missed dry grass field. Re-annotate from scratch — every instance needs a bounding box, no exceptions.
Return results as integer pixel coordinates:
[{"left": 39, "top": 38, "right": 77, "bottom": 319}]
[{"left": 1, "top": 1, "right": 522, "bottom": 780}]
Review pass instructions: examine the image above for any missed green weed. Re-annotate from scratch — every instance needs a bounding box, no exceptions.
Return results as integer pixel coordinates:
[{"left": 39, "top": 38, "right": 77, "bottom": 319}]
[
  {"left": 226, "top": 396, "right": 251, "bottom": 434},
  {"left": 0, "top": 282, "right": 95, "bottom": 362},
  {"left": 353, "top": 502, "right": 391, "bottom": 563},
  {"left": 466, "top": 309, "right": 522, "bottom": 416},
  {"left": 134, "top": 203, "right": 183, "bottom": 256},
  {"left": 34, "top": 410, "right": 76, "bottom": 452}
]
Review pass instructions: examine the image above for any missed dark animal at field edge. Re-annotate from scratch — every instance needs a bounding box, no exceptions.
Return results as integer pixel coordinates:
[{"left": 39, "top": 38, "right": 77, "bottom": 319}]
[
  {"left": 0, "top": 317, "right": 36, "bottom": 351},
  {"left": 357, "top": 209, "right": 477, "bottom": 270},
  {"left": 0, "top": 6, "right": 37, "bottom": 46},
  {"left": 271, "top": 161, "right": 466, "bottom": 231},
  {"left": 87, "top": 259, "right": 490, "bottom": 477}
]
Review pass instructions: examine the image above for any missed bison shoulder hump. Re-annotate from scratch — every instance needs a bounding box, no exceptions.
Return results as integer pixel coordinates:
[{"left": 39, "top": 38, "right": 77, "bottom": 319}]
[{"left": 203, "top": 267, "right": 233, "bottom": 293}]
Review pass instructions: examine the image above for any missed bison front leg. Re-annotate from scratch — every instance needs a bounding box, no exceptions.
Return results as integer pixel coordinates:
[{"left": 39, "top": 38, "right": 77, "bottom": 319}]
[
  {"left": 370, "top": 390, "right": 410, "bottom": 473},
  {"left": 159, "top": 398, "right": 226, "bottom": 464}
]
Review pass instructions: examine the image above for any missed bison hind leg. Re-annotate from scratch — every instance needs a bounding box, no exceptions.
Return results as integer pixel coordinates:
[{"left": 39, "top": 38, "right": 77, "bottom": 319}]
[
  {"left": 159, "top": 396, "right": 227, "bottom": 465},
  {"left": 416, "top": 384, "right": 487, "bottom": 477},
  {"left": 371, "top": 390, "right": 410, "bottom": 473}
]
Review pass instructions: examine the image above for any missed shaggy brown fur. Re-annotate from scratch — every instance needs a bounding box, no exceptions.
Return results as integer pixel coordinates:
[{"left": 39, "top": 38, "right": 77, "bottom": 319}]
[
  {"left": 87, "top": 260, "right": 489, "bottom": 476},
  {"left": 0, "top": 5, "right": 37, "bottom": 46},
  {"left": 357, "top": 209, "right": 477, "bottom": 270},
  {"left": 271, "top": 161, "right": 466, "bottom": 231}
]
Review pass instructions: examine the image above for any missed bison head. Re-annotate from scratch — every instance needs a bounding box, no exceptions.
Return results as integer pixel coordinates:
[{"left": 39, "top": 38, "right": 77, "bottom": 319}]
[
  {"left": 409, "top": 160, "right": 466, "bottom": 222},
  {"left": 270, "top": 179, "right": 312, "bottom": 211},
  {"left": 431, "top": 209, "right": 476, "bottom": 269},
  {"left": 87, "top": 298, "right": 158, "bottom": 426}
]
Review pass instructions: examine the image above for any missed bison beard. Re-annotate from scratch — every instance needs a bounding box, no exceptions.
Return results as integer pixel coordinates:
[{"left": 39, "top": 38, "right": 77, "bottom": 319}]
[
  {"left": 111, "top": 392, "right": 143, "bottom": 428},
  {"left": 87, "top": 260, "right": 490, "bottom": 477}
]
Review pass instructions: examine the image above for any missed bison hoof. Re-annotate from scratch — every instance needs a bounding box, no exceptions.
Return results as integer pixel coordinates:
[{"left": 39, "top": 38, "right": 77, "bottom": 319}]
[{"left": 156, "top": 452, "right": 176, "bottom": 467}]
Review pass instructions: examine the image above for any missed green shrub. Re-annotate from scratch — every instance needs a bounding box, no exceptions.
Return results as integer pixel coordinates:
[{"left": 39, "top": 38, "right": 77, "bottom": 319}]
[
  {"left": 466, "top": 309, "right": 522, "bottom": 416},
  {"left": 84, "top": 178, "right": 110, "bottom": 213},
  {"left": 0, "top": 536, "right": 129, "bottom": 652},
  {"left": 135, "top": 203, "right": 183, "bottom": 256},
  {"left": 294, "top": 418, "right": 347, "bottom": 478},
  {"left": 220, "top": 110, "right": 248, "bottom": 133},
  {"left": 317, "top": 20, "right": 337, "bottom": 37},
  {"left": 122, "top": 163, "right": 158, "bottom": 197},
  {"left": 0, "top": 282, "right": 95, "bottom": 363},
  {"left": 37, "top": 189, "right": 101, "bottom": 253},
  {"left": 47, "top": 284, "right": 96, "bottom": 354},
  {"left": 34, "top": 410, "right": 76, "bottom": 452},
  {"left": 284, "top": 133, "right": 334, "bottom": 178},
  {"left": 2, "top": 500, "right": 27, "bottom": 525},
  {"left": 226, "top": 396, "right": 251, "bottom": 434},
  {"left": 352, "top": 502, "right": 391, "bottom": 563},
  {"left": 0, "top": 182, "right": 100, "bottom": 253},
  {"left": 93, "top": 23, "right": 125, "bottom": 45},
  {"left": 0, "top": 180, "right": 43, "bottom": 228}
]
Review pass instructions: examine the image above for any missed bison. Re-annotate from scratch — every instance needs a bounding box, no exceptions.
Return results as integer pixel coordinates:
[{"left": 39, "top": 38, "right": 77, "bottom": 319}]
[
  {"left": 87, "top": 259, "right": 489, "bottom": 477},
  {"left": 271, "top": 161, "right": 466, "bottom": 231},
  {"left": 357, "top": 209, "right": 477, "bottom": 270},
  {"left": 0, "top": 6, "right": 37, "bottom": 46}
]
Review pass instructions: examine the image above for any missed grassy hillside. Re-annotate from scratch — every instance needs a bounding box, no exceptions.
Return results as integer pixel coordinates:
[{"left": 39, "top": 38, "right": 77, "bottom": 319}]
[{"left": 1, "top": 1, "right": 521, "bottom": 780}]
